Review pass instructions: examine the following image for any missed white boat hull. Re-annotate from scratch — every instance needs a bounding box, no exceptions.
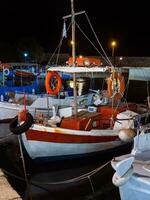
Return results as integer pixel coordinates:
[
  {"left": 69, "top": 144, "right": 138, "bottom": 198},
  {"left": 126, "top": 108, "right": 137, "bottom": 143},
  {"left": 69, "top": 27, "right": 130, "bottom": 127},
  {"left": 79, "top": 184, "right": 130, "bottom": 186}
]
[
  {"left": 21, "top": 124, "right": 124, "bottom": 162},
  {"left": 0, "top": 102, "right": 36, "bottom": 120},
  {"left": 0, "top": 93, "right": 94, "bottom": 120}
]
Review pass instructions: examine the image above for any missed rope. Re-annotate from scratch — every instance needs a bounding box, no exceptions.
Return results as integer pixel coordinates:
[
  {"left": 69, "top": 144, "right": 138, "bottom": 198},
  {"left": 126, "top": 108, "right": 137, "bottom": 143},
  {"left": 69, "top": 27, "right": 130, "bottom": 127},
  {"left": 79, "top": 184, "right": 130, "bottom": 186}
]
[
  {"left": 0, "top": 133, "right": 13, "bottom": 142},
  {"left": 75, "top": 22, "right": 106, "bottom": 63},
  {"left": 84, "top": 12, "right": 113, "bottom": 67},
  {"left": 47, "top": 20, "right": 71, "bottom": 65},
  {"left": 88, "top": 176, "right": 95, "bottom": 194},
  {"left": 1, "top": 161, "right": 111, "bottom": 186},
  {"left": 143, "top": 162, "right": 150, "bottom": 172},
  {"left": 18, "top": 135, "right": 32, "bottom": 200}
]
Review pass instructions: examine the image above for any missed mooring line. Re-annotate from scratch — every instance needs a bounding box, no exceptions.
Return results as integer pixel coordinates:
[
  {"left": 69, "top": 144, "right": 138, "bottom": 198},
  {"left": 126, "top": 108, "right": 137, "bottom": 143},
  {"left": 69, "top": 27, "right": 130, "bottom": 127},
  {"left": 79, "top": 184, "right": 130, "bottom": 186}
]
[
  {"left": 1, "top": 160, "right": 111, "bottom": 185},
  {"left": 0, "top": 133, "right": 13, "bottom": 142}
]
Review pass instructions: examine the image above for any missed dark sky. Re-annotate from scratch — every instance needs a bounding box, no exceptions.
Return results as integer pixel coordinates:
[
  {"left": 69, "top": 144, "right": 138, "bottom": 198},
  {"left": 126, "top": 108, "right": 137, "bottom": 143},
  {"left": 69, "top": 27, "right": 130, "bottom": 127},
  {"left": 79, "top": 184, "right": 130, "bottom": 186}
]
[{"left": 0, "top": 0, "right": 149, "bottom": 56}]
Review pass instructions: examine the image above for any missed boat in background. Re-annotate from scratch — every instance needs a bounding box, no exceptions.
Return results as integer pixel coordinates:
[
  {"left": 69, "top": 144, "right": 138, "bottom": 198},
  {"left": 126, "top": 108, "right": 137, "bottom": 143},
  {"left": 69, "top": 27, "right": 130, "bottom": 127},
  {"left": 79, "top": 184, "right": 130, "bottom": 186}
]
[
  {"left": 0, "top": 62, "right": 41, "bottom": 81},
  {"left": 15, "top": 70, "right": 36, "bottom": 80},
  {"left": 67, "top": 56, "right": 102, "bottom": 67},
  {"left": 0, "top": 70, "right": 99, "bottom": 121}
]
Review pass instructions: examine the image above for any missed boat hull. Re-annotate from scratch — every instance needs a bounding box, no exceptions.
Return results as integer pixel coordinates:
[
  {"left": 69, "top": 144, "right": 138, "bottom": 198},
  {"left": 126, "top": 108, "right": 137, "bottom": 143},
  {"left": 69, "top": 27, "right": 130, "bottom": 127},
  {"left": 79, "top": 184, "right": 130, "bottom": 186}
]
[
  {"left": 21, "top": 125, "right": 125, "bottom": 162},
  {"left": 119, "top": 176, "right": 150, "bottom": 200}
]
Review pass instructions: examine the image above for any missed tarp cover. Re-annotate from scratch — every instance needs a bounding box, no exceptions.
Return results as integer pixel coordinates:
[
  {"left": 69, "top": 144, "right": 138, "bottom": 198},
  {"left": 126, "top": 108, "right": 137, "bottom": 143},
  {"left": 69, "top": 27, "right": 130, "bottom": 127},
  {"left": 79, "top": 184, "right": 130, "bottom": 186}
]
[{"left": 129, "top": 68, "right": 150, "bottom": 81}]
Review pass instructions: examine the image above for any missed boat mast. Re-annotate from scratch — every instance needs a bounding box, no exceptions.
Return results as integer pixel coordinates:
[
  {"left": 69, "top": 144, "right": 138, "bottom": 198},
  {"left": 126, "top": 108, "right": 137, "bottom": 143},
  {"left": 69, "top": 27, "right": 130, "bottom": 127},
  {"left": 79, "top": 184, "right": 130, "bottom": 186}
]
[
  {"left": 71, "top": 0, "right": 77, "bottom": 115},
  {"left": 63, "top": 0, "right": 85, "bottom": 115}
]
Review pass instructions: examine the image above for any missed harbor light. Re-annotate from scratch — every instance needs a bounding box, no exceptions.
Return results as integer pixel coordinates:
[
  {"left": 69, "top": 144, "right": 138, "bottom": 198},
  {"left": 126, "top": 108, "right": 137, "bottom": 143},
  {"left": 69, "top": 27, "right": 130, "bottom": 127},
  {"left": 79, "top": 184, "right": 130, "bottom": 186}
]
[
  {"left": 111, "top": 41, "right": 116, "bottom": 57},
  {"left": 111, "top": 40, "right": 117, "bottom": 67},
  {"left": 70, "top": 40, "right": 74, "bottom": 45},
  {"left": 23, "top": 52, "right": 28, "bottom": 63},
  {"left": 24, "top": 52, "right": 28, "bottom": 57}
]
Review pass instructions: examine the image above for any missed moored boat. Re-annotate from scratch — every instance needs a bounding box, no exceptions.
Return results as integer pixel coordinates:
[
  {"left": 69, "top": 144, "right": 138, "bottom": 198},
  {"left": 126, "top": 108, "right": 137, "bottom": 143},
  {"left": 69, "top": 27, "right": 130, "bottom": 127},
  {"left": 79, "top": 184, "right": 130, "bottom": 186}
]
[
  {"left": 9, "top": 0, "right": 150, "bottom": 163},
  {"left": 111, "top": 130, "right": 150, "bottom": 200}
]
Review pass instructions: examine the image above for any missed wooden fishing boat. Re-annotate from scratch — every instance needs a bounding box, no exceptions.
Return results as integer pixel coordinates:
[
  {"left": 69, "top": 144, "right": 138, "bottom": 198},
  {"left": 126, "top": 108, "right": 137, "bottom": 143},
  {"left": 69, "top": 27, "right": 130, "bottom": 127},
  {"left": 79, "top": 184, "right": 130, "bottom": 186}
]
[
  {"left": 9, "top": 66, "right": 149, "bottom": 162},
  {"left": 15, "top": 70, "right": 36, "bottom": 79},
  {"left": 9, "top": 0, "right": 150, "bottom": 163}
]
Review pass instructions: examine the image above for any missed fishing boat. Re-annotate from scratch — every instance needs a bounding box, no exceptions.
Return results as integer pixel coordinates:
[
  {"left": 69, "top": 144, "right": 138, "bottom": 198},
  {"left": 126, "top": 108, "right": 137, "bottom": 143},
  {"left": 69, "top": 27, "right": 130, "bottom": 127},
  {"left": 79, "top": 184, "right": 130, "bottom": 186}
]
[
  {"left": 15, "top": 70, "right": 36, "bottom": 81},
  {"left": 9, "top": 0, "right": 150, "bottom": 163}
]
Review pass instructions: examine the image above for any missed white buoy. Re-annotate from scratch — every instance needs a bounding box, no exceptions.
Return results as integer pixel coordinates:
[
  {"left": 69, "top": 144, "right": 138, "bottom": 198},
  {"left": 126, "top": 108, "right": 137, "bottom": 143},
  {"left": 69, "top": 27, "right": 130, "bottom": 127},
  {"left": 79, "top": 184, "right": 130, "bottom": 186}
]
[{"left": 119, "top": 129, "right": 136, "bottom": 142}]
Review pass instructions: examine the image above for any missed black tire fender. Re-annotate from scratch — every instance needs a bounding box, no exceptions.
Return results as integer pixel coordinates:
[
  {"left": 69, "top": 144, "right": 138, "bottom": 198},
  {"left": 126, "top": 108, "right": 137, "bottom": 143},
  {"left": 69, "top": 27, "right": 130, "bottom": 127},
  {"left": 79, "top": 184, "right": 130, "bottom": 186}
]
[{"left": 9, "top": 112, "right": 34, "bottom": 135}]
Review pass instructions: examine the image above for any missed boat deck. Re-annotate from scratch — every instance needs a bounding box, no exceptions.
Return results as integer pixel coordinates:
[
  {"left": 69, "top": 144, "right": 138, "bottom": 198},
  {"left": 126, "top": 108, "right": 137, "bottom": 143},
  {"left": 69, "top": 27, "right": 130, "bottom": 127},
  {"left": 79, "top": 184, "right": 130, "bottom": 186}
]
[{"left": 112, "top": 151, "right": 150, "bottom": 181}]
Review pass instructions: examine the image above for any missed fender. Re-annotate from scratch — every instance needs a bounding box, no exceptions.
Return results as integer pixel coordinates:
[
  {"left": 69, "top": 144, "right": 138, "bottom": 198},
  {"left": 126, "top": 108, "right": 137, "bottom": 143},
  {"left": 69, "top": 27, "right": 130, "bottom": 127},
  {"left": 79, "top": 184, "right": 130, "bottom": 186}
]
[
  {"left": 9, "top": 112, "right": 33, "bottom": 135},
  {"left": 112, "top": 167, "right": 133, "bottom": 187}
]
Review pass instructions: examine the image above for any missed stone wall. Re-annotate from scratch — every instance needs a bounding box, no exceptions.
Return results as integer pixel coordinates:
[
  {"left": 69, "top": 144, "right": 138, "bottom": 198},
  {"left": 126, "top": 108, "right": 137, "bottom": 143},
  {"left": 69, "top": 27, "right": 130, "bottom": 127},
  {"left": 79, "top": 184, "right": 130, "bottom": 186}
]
[{"left": 108, "top": 57, "right": 150, "bottom": 67}]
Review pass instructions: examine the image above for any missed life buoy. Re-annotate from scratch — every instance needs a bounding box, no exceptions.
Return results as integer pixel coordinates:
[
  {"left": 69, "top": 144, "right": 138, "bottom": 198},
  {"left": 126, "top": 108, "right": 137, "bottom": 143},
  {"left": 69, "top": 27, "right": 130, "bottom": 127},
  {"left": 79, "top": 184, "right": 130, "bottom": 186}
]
[
  {"left": 107, "top": 72, "right": 125, "bottom": 101},
  {"left": 3, "top": 68, "right": 10, "bottom": 76},
  {"left": 112, "top": 167, "right": 133, "bottom": 187},
  {"left": 9, "top": 112, "right": 33, "bottom": 135},
  {"left": 45, "top": 71, "right": 62, "bottom": 95}
]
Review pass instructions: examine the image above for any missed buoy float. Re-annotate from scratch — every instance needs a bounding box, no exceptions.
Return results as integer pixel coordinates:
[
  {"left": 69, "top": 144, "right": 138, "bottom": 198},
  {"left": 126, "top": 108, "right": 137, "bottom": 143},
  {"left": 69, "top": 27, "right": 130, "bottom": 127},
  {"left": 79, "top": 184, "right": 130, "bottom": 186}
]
[
  {"left": 118, "top": 128, "right": 136, "bottom": 142},
  {"left": 45, "top": 71, "right": 62, "bottom": 95},
  {"left": 107, "top": 72, "right": 125, "bottom": 101}
]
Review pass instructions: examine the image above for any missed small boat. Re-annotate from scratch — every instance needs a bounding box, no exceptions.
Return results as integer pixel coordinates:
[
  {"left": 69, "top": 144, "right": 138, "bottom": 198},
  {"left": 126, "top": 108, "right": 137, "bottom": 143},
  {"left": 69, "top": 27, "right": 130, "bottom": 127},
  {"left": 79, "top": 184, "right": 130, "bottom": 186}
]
[
  {"left": 111, "top": 128, "right": 150, "bottom": 200},
  {"left": 68, "top": 56, "right": 102, "bottom": 67},
  {"left": 11, "top": 68, "right": 149, "bottom": 163},
  {"left": 9, "top": 0, "right": 150, "bottom": 163},
  {"left": 111, "top": 67, "right": 150, "bottom": 200},
  {"left": 15, "top": 70, "right": 36, "bottom": 80}
]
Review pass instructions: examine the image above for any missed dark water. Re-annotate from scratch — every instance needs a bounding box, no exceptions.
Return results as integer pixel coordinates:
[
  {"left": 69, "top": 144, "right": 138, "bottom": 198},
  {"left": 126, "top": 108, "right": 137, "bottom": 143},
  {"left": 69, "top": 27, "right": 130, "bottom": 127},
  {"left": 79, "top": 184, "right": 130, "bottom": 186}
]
[{"left": 0, "top": 123, "right": 133, "bottom": 200}]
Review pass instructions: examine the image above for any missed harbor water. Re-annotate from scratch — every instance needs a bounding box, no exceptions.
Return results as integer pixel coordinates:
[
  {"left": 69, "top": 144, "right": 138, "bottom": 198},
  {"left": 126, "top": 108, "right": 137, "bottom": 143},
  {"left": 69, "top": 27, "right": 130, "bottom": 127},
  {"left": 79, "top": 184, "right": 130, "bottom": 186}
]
[{"left": 0, "top": 123, "right": 132, "bottom": 200}]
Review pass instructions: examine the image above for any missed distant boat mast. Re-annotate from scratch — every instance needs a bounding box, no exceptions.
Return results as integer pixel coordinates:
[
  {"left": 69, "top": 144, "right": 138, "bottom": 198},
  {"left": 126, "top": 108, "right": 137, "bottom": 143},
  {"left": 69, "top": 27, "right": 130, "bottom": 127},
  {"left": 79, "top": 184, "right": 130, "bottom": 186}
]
[{"left": 63, "top": 0, "right": 85, "bottom": 114}]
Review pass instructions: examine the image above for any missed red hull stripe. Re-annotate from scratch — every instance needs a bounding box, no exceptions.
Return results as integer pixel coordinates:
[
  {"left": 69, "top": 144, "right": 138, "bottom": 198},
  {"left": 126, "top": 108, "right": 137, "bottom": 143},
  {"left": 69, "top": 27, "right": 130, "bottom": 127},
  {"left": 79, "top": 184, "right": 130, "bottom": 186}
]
[{"left": 26, "top": 129, "right": 119, "bottom": 143}]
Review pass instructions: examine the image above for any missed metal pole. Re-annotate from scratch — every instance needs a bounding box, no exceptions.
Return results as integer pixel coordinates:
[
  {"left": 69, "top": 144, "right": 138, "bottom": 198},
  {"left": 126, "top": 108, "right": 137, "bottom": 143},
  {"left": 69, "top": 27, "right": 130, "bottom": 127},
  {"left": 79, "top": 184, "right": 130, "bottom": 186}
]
[
  {"left": 71, "top": 0, "right": 77, "bottom": 115},
  {"left": 112, "top": 46, "right": 115, "bottom": 67},
  {"left": 2, "top": 66, "right": 5, "bottom": 86}
]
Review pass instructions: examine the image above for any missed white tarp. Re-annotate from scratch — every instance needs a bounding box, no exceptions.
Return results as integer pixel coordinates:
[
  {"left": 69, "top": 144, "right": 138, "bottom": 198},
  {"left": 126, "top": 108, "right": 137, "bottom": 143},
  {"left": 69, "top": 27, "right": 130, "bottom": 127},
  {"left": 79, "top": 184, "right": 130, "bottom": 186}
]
[
  {"left": 129, "top": 67, "right": 150, "bottom": 81},
  {"left": 47, "top": 66, "right": 109, "bottom": 73}
]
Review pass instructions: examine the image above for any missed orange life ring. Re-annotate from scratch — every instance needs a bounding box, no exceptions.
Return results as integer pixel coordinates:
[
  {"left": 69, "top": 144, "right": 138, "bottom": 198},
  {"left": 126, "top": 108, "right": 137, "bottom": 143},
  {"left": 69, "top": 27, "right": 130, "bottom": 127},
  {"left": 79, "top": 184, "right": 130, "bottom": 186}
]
[
  {"left": 45, "top": 71, "right": 62, "bottom": 95},
  {"left": 107, "top": 72, "right": 125, "bottom": 101}
]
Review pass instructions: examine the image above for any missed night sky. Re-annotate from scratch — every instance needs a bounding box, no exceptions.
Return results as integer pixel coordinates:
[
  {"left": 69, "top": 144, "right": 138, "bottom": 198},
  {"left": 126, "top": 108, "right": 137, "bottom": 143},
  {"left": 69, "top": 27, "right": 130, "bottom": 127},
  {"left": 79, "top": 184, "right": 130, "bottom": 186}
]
[{"left": 0, "top": 0, "right": 149, "bottom": 57}]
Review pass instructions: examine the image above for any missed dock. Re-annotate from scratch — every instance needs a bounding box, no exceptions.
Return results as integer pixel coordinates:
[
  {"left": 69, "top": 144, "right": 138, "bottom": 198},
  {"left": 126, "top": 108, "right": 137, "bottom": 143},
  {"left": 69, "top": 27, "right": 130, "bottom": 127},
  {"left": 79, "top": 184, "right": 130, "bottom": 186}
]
[{"left": 0, "top": 169, "right": 22, "bottom": 200}]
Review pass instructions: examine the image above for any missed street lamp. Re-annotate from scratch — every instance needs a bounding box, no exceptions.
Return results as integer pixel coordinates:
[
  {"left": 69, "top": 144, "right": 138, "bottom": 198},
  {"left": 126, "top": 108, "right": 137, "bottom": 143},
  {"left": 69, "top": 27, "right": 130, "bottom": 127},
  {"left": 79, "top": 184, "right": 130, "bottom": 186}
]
[
  {"left": 111, "top": 40, "right": 116, "bottom": 67},
  {"left": 23, "top": 52, "right": 28, "bottom": 63}
]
